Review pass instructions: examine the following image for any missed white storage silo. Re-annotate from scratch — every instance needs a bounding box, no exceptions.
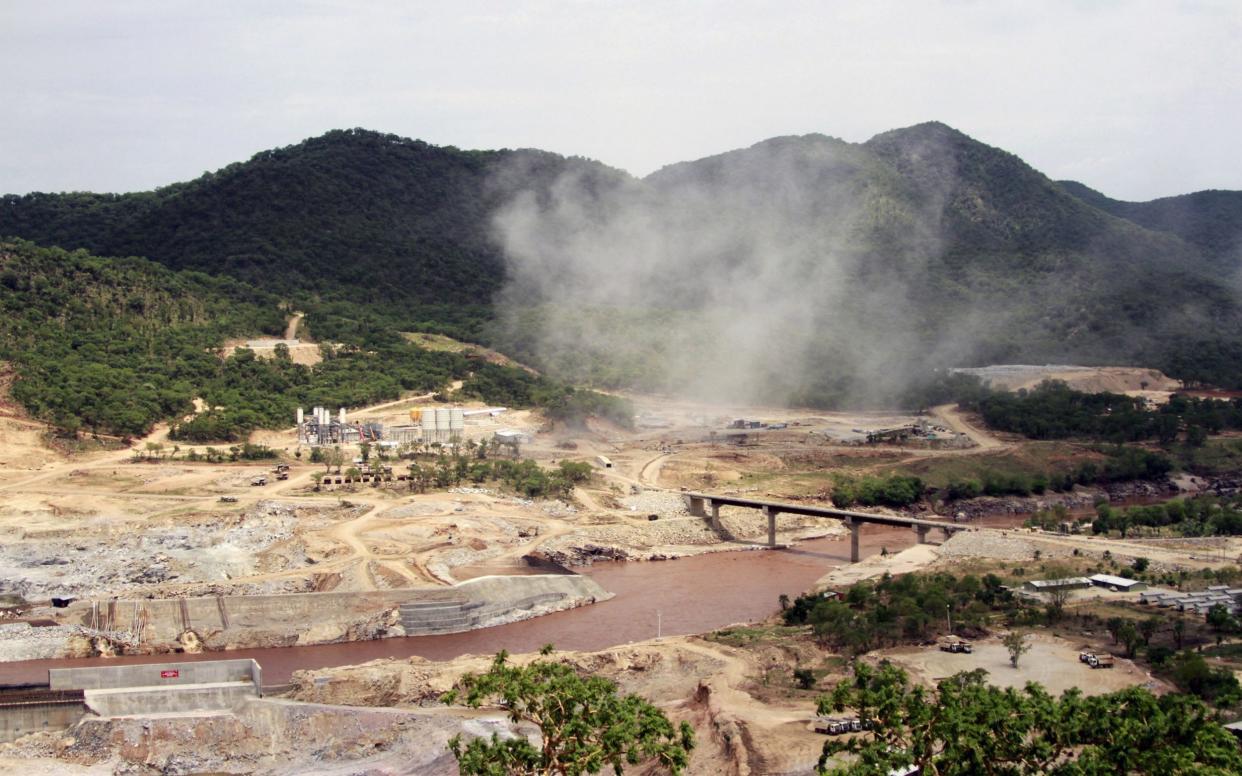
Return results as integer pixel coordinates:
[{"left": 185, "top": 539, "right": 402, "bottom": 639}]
[
  {"left": 420, "top": 408, "right": 437, "bottom": 442},
  {"left": 435, "top": 408, "right": 450, "bottom": 441},
  {"left": 449, "top": 408, "right": 465, "bottom": 439}
]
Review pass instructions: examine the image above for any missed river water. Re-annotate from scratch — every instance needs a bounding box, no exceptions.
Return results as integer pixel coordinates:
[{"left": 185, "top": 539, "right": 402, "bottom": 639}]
[{"left": 0, "top": 527, "right": 915, "bottom": 686}]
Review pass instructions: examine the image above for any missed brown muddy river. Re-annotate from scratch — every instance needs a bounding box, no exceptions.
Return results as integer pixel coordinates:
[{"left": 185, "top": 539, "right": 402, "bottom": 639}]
[{"left": 0, "top": 527, "right": 916, "bottom": 686}]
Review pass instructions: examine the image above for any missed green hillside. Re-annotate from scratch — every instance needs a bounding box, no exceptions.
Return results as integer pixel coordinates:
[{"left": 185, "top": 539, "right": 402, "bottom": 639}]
[
  {"left": 0, "top": 129, "right": 627, "bottom": 341},
  {"left": 501, "top": 123, "right": 1242, "bottom": 398},
  {"left": 4, "top": 124, "right": 1242, "bottom": 403},
  {"left": 0, "top": 239, "right": 616, "bottom": 439},
  {"left": 1058, "top": 179, "right": 1242, "bottom": 264}
]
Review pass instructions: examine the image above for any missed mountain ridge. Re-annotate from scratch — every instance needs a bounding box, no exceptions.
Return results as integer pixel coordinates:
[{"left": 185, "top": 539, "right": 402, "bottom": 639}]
[{"left": 3, "top": 123, "right": 1242, "bottom": 394}]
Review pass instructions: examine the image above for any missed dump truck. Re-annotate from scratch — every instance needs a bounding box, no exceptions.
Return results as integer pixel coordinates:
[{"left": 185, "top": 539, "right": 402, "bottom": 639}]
[
  {"left": 939, "top": 636, "right": 973, "bottom": 654},
  {"left": 250, "top": 476, "right": 267, "bottom": 486},
  {"left": 1080, "top": 651, "right": 1114, "bottom": 668}
]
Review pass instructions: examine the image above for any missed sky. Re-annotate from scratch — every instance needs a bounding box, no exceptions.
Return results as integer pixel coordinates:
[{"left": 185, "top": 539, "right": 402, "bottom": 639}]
[{"left": 2, "top": 0, "right": 1239, "bottom": 200}]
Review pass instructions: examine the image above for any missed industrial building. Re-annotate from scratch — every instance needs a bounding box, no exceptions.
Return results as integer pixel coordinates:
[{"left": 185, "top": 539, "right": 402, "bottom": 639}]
[
  {"left": 1022, "top": 577, "right": 1091, "bottom": 593},
  {"left": 296, "top": 406, "right": 506, "bottom": 446},
  {"left": 1088, "top": 574, "right": 1147, "bottom": 592},
  {"left": 1140, "top": 587, "right": 1242, "bottom": 616}
]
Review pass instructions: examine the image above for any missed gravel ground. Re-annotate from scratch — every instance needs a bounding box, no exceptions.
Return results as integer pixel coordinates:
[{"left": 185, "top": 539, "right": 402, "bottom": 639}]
[
  {"left": 0, "top": 623, "right": 76, "bottom": 661},
  {"left": 937, "top": 530, "right": 1073, "bottom": 562},
  {"left": 0, "top": 501, "right": 340, "bottom": 600}
]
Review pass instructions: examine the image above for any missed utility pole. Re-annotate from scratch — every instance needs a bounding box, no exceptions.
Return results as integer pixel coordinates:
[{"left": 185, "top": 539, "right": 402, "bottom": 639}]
[
  {"left": 657, "top": 610, "right": 662, "bottom": 639},
  {"left": 946, "top": 604, "right": 952, "bottom": 634}
]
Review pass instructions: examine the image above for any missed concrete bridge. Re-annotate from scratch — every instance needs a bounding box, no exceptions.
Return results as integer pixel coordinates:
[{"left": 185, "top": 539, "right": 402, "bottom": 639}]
[{"left": 684, "top": 492, "right": 972, "bottom": 562}]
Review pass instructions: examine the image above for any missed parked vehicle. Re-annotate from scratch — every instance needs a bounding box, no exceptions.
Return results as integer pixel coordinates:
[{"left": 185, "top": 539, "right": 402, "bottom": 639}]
[
  {"left": 939, "top": 636, "right": 973, "bottom": 654},
  {"left": 251, "top": 476, "right": 267, "bottom": 486},
  {"left": 814, "top": 716, "right": 870, "bottom": 735}
]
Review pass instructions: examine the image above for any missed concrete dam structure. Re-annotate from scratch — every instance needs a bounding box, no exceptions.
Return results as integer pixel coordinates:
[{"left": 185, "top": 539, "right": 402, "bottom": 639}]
[
  {"left": 76, "top": 574, "right": 610, "bottom": 652},
  {"left": 2, "top": 659, "right": 262, "bottom": 743}
]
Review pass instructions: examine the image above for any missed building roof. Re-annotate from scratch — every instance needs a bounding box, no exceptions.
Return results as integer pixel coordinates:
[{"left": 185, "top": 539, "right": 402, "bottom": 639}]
[
  {"left": 1089, "top": 574, "right": 1143, "bottom": 588},
  {"left": 1026, "top": 577, "right": 1090, "bottom": 589}
]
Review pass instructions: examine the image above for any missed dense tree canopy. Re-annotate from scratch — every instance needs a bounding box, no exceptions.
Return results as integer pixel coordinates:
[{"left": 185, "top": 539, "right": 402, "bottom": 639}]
[
  {"left": 818, "top": 661, "right": 1242, "bottom": 775},
  {"left": 0, "top": 239, "right": 630, "bottom": 440}
]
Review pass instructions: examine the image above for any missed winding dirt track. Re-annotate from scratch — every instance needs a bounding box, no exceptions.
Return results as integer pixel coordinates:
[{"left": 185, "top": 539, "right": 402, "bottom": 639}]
[{"left": 639, "top": 452, "right": 674, "bottom": 488}]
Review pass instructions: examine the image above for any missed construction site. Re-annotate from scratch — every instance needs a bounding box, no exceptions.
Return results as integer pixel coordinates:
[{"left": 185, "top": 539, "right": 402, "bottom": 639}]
[{"left": 1, "top": 359, "right": 1239, "bottom": 772}]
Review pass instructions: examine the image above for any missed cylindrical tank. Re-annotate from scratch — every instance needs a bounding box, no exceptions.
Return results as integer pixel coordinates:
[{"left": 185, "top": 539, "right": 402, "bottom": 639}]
[
  {"left": 449, "top": 408, "right": 464, "bottom": 431},
  {"left": 420, "top": 409, "right": 436, "bottom": 430},
  {"left": 339, "top": 407, "right": 346, "bottom": 424},
  {"left": 435, "top": 408, "right": 450, "bottom": 429},
  {"left": 296, "top": 407, "right": 304, "bottom": 425}
]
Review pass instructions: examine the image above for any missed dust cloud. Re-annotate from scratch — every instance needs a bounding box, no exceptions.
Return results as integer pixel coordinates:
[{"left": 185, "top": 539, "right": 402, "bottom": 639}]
[{"left": 489, "top": 134, "right": 975, "bottom": 408}]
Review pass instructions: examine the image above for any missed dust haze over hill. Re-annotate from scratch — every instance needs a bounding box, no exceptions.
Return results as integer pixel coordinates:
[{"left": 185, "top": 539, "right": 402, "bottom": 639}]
[
  {"left": 493, "top": 134, "right": 945, "bottom": 405},
  {"left": 490, "top": 124, "right": 1242, "bottom": 406}
]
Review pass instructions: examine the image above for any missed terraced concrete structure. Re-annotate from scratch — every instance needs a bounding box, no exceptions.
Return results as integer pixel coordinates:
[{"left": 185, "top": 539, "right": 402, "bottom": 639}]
[
  {"left": 399, "top": 592, "right": 571, "bottom": 636},
  {"left": 73, "top": 574, "right": 610, "bottom": 651}
]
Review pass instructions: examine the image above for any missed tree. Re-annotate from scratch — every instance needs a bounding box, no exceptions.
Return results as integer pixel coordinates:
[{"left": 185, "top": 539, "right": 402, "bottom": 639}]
[
  {"left": 1042, "top": 566, "right": 1074, "bottom": 619},
  {"left": 327, "top": 445, "right": 345, "bottom": 474},
  {"left": 794, "top": 668, "right": 817, "bottom": 690},
  {"left": 1002, "top": 631, "right": 1030, "bottom": 668},
  {"left": 442, "top": 648, "right": 694, "bottom": 775},
  {"left": 1138, "top": 617, "right": 1159, "bottom": 646},
  {"left": 1206, "top": 604, "right": 1236, "bottom": 645},
  {"left": 1117, "top": 621, "right": 1142, "bottom": 658},
  {"left": 816, "top": 661, "right": 1242, "bottom": 775}
]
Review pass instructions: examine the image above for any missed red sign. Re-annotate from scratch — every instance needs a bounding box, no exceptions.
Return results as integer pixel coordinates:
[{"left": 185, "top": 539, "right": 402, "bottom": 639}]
[{"left": 160, "top": 670, "right": 180, "bottom": 679}]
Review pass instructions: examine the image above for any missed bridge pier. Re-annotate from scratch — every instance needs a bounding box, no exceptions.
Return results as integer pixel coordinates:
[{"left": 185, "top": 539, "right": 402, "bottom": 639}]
[
  {"left": 763, "top": 506, "right": 779, "bottom": 547},
  {"left": 846, "top": 519, "right": 861, "bottom": 562},
  {"left": 687, "top": 495, "right": 707, "bottom": 517},
  {"left": 709, "top": 500, "right": 722, "bottom": 532},
  {"left": 914, "top": 525, "right": 930, "bottom": 545}
]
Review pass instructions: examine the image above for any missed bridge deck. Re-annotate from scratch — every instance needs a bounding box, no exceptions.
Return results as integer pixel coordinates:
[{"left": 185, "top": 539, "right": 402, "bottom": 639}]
[{"left": 683, "top": 492, "right": 969, "bottom": 531}]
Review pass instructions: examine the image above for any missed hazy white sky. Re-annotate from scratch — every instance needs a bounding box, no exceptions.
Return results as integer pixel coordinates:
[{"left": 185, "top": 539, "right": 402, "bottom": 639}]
[{"left": 2, "top": 1, "right": 1239, "bottom": 199}]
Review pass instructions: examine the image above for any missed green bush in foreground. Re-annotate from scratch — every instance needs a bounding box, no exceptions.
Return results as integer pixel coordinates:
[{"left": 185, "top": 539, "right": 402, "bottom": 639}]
[{"left": 442, "top": 647, "right": 694, "bottom": 775}]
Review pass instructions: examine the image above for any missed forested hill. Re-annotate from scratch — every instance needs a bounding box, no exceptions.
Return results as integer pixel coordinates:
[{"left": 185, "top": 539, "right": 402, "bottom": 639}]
[
  {"left": 4, "top": 124, "right": 1242, "bottom": 394},
  {"left": 1057, "top": 179, "right": 1242, "bottom": 265},
  {"left": 0, "top": 129, "right": 625, "bottom": 319},
  {"left": 0, "top": 239, "right": 628, "bottom": 439},
  {"left": 622, "top": 122, "right": 1242, "bottom": 391}
]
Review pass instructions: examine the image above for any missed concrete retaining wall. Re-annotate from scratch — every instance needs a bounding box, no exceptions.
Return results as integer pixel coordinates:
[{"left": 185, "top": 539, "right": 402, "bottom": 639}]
[
  {"left": 85, "top": 681, "right": 255, "bottom": 717},
  {"left": 82, "top": 590, "right": 464, "bottom": 644},
  {"left": 80, "top": 575, "right": 610, "bottom": 651},
  {"left": 0, "top": 699, "right": 86, "bottom": 744},
  {"left": 51, "top": 658, "right": 261, "bottom": 695}
]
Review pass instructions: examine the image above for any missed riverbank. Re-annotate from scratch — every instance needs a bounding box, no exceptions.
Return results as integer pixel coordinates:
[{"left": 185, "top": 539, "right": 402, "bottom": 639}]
[
  {"left": 0, "top": 574, "right": 608, "bottom": 663},
  {"left": 0, "top": 526, "right": 917, "bottom": 687}
]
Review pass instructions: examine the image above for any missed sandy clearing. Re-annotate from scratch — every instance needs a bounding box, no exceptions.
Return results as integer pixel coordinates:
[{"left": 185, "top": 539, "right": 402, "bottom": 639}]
[{"left": 883, "top": 633, "right": 1164, "bottom": 696}]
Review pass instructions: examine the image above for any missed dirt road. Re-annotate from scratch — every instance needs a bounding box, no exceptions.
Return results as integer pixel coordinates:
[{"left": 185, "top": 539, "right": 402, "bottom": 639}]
[
  {"left": 930, "top": 404, "right": 1006, "bottom": 451},
  {"left": 284, "top": 313, "right": 304, "bottom": 341}
]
